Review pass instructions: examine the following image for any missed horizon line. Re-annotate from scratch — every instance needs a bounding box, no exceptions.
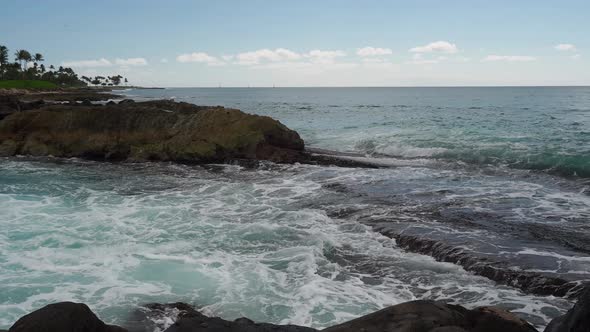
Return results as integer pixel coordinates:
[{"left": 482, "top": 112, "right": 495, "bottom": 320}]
[{"left": 146, "top": 85, "right": 590, "bottom": 89}]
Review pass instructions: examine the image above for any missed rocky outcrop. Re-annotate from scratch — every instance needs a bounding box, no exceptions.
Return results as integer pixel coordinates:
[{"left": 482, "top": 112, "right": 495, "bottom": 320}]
[
  {"left": 323, "top": 301, "right": 537, "bottom": 332},
  {"left": 7, "top": 302, "right": 127, "bottom": 332},
  {"left": 5, "top": 301, "right": 543, "bottom": 332},
  {"left": 0, "top": 95, "right": 45, "bottom": 120},
  {"left": 545, "top": 287, "right": 590, "bottom": 332},
  {"left": 0, "top": 87, "right": 121, "bottom": 102},
  {"left": 376, "top": 230, "right": 585, "bottom": 298},
  {"left": 0, "top": 100, "right": 305, "bottom": 164}
]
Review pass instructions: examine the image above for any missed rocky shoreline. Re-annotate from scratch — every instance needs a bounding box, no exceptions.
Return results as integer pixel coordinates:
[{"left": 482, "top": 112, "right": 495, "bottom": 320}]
[
  {"left": 2, "top": 287, "right": 588, "bottom": 332},
  {"left": 378, "top": 229, "right": 585, "bottom": 298},
  {"left": 0, "top": 89, "right": 378, "bottom": 168},
  {"left": 0, "top": 88, "right": 588, "bottom": 331}
]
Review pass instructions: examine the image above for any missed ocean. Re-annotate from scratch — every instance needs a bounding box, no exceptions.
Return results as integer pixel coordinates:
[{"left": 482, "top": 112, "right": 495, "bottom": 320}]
[{"left": 1, "top": 87, "right": 589, "bottom": 330}]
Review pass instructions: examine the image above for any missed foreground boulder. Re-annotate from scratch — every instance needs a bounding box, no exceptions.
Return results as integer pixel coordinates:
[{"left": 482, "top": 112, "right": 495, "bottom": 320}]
[
  {"left": 545, "top": 286, "right": 590, "bottom": 332},
  {"left": 5, "top": 300, "right": 541, "bottom": 332},
  {"left": 0, "top": 100, "right": 305, "bottom": 163},
  {"left": 323, "top": 300, "right": 537, "bottom": 332},
  {"left": 8, "top": 302, "right": 126, "bottom": 332}
]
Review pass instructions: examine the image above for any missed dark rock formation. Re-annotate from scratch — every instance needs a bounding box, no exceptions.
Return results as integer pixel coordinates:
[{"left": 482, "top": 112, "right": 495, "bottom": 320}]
[
  {"left": 378, "top": 230, "right": 585, "bottom": 298},
  {"left": 122, "top": 302, "right": 317, "bottom": 332},
  {"left": 8, "top": 302, "right": 127, "bottom": 332},
  {"left": 0, "top": 300, "right": 551, "bottom": 332},
  {"left": 323, "top": 300, "right": 537, "bottom": 332},
  {"left": 0, "top": 95, "right": 46, "bottom": 120},
  {"left": 0, "top": 87, "right": 121, "bottom": 103},
  {"left": 158, "top": 303, "right": 316, "bottom": 332},
  {"left": 124, "top": 303, "right": 198, "bottom": 332},
  {"left": 545, "top": 287, "right": 590, "bottom": 332},
  {"left": 0, "top": 100, "right": 305, "bottom": 164}
]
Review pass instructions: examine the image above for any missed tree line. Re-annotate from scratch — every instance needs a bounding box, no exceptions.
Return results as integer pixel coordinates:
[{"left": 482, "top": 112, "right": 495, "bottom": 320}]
[{"left": 0, "top": 45, "right": 128, "bottom": 87}]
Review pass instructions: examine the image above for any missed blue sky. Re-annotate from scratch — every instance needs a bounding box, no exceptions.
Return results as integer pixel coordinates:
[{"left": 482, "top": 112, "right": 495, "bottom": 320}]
[{"left": 1, "top": 0, "right": 589, "bottom": 86}]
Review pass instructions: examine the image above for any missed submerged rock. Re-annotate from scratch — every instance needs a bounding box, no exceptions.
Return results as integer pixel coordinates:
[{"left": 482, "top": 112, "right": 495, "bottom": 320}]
[
  {"left": 8, "top": 302, "right": 127, "bottom": 332},
  {"left": 380, "top": 231, "right": 585, "bottom": 298},
  {"left": 0, "top": 100, "right": 305, "bottom": 164},
  {"left": 545, "top": 286, "right": 590, "bottom": 332}
]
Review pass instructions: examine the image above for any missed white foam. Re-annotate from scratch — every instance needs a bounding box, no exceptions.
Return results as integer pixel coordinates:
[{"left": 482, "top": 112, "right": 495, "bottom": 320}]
[
  {"left": 0, "top": 159, "right": 577, "bottom": 330},
  {"left": 376, "top": 145, "right": 448, "bottom": 158}
]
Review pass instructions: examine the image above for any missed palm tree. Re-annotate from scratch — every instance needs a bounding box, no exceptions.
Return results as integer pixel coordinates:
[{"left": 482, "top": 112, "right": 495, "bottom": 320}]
[
  {"left": 34, "top": 53, "right": 44, "bottom": 63},
  {"left": 14, "top": 49, "right": 32, "bottom": 72},
  {"left": 49, "top": 64, "right": 55, "bottom": 70},
  {"left": 0, "top": 45, "right": 8, "bottom": 79},
  {"left": 0, "top": 45, "right": 8, "bottom": 67}
]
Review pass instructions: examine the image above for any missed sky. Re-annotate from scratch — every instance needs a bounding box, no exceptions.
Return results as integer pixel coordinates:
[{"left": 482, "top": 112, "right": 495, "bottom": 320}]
[{"left": 1, "top": 0, "right": 589, "bottom": 87}]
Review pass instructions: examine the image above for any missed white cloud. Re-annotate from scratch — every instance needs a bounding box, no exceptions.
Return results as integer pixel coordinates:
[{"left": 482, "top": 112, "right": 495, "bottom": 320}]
[
  {"left": 234, "top": 48, "right": 302, "bottom": 65},
  {"left": 305, "top": 50, "right": 346, "bottom": 64},
  {"left": 176, "top": 52, "right": 224, "bottom": 66},
  {"left": 361, "top": 58, "right": 387, "bottom": 63},
  {"left": 357, "top": 47, "right": 393, "bottom": 57},
  {"left": 115, "top": 58, "right": 148, "bottom": 66},
  {"left": 160, "top": 58, "right": 169, "bottom": 63},
  {"left": 571, "top": 54, "right": 581, "bottom": 60},
  {"left": 482, "top": 55, "right": 536, "bottom": 62},
  {"left": 555, "top": 44, "right": 576, "bottom": 51},
  {"left": 410, "top": 41, "right": 458, "bottom": 54},
  {"left": 61, "top": 58, "right": 112, "bottom": 68},
  {"left": 231, "top": 48, "right": 345, "bottom": 66}
]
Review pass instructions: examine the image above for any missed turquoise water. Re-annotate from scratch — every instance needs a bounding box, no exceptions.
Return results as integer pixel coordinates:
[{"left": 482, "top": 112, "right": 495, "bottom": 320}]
[
  {"left": 1, "top": 87, "right": 589, "bottom": 330},
  {"left": 127, "top": 87, "right": 590, "bottom": 178}
]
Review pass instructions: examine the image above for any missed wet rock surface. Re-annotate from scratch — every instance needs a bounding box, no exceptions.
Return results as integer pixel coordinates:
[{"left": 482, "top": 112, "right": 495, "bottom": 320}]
[
  {"left": 6, "top": 300, "right": 553, "bottom": 332},
  {"left": 544, "top": 287, "right": 590, "bottom": 332},
  {"left": 384, "top": 230, "right": 586, "bottom": 298},
  {"left": 7, "top": 302, "right": 127, "bottom": 332},
  {"left": 323, "top": 300, "right": 538, "bottom": 332}
]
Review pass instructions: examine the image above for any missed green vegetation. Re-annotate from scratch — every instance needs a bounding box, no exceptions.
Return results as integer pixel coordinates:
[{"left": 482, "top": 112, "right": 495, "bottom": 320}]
[
  {"left": 0, "top": 80, "right": 58, "bottom": 89},
  {"left": 0, "top": 44, "right": 129, "bottom": 88}
]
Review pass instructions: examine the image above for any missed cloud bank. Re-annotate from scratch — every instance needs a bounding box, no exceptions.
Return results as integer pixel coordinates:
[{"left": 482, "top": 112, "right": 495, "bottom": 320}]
[
  {"left": 410, "top": 41, "right": 458, "bottom": 54},
  {"left": 357, "top": 47, "right": 393, "bottom": 57},
  {"left": 176, "top": 52, "right": 223, "bottom": 66},
  {"left": 555, "top": 44, "right": 576, "bottom": 51}
]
